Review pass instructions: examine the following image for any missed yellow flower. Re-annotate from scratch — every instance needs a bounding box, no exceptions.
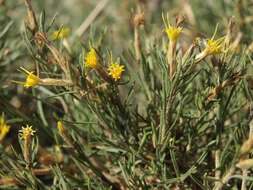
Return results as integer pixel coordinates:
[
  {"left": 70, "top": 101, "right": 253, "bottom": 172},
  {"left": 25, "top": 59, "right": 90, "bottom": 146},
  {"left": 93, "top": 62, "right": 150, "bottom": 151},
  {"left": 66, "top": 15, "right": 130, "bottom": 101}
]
[
  {"left": 85, "top": 48, "right": 98, "bottom": 69},
  {"left": 19, "top": 67, "right": 40, "bottom": 88},
  {"left": 108, "top": 62, "right": 125, "bottom": 81},
  {"left": 0, "top": 115, "right": 10, "bottom": 141},
  {"left": 19, "top": 125, "right": 35, "bottom": 140},
  {"left": 195, "top": 28, "right": 226, "bottom": 63},
  {"left": 204, "top": 37, "right": 225, "bottom": 55},
  {"left": 162, "top": 13, "right": 182, "bottom": 41},
  {"left": 51, "top": 27, "right": 70, "bottom": 40},
  {"left": 57, "top": 121, "right": 65, "bottom": 134},
  {"left": 201, "top": 26, "right": 225, "bottom": 57}
]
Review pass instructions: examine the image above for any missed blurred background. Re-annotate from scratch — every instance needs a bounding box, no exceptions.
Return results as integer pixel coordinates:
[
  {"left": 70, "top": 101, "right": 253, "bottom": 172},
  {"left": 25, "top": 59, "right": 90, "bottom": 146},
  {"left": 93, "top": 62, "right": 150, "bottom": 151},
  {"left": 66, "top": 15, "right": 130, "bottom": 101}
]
[{"left": 2, "top": 0, "right": 252, "bottom": 50}]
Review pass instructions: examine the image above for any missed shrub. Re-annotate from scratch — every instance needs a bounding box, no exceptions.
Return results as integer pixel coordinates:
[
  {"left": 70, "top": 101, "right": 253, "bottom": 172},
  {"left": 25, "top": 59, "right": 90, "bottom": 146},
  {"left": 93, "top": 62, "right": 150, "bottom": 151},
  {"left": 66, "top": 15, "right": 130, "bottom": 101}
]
[{"left": 1, "top": 0, "right": 253, "bottom": 189}]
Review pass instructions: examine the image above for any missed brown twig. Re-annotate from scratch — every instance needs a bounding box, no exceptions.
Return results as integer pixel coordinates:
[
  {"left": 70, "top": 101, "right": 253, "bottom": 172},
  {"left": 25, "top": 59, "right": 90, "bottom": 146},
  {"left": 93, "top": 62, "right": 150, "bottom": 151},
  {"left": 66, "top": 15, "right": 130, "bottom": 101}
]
[
  {"left": 133, "top": 10, "right": 144, "bottom": 64},
  {"left": 214, "top": 166, "right": 236, "bottom": 190},
  {"left": 75, "top": 0, "right": 109, "bottom": 37},
  {"left": 0, "top": 177, "right": 18, "bottom": 186}
]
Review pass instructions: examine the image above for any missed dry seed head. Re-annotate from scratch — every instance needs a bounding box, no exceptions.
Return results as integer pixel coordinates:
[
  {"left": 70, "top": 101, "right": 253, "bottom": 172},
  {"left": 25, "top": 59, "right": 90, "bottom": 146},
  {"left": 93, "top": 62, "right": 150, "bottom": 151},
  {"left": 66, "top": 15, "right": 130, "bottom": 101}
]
[
  {"left": 35, "top": 32, "right": 49, "bottom": 44},
  {"left": 34, "top": 32, "right": 48, "bottom": 47},
  {"left": 207, "top": 85, "right": 223, "bottom": 100},
  {"left": 24, "top": 0, "right": 38, "bottom": 33},
  {"left": 133, "top": 12, "right": 145, "bottom": 27}
]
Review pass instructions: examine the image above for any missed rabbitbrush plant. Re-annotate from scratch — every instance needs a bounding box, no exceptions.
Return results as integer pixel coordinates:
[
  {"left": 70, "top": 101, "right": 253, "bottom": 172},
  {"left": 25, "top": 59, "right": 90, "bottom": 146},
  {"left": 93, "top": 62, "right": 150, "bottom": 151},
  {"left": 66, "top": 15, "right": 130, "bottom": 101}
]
[{"left": 1, "top": 0, "right": 253, "bottom": 189}]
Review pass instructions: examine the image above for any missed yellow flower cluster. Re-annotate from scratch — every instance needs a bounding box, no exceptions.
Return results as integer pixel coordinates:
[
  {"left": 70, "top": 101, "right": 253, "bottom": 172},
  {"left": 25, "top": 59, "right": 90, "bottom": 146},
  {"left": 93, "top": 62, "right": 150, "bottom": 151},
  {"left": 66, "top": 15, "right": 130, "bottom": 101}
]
[
  {"left": 19, "top": 125, "right": 35, "bottom": 140},
  {"left": 0, "top": 115, "right": 10, "bottom": 141},
  {"left": 84, "top": 49, "right": 125, "bottom": 81}
]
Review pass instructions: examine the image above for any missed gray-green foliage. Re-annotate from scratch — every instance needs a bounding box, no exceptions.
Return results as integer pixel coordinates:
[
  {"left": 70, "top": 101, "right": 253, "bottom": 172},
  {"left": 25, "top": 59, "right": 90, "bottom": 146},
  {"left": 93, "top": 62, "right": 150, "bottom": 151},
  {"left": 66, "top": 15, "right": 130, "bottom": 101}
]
[{"left": 1, "top": 0, "right": 253, "bottom": 189}]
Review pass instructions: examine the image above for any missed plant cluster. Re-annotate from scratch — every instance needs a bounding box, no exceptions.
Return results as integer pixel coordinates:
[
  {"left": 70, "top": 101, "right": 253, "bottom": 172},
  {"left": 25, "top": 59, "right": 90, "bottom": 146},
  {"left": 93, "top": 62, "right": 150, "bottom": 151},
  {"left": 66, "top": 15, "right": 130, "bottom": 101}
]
[{"left": 1, "top": 0, "right": 253, "bottom": 189}]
